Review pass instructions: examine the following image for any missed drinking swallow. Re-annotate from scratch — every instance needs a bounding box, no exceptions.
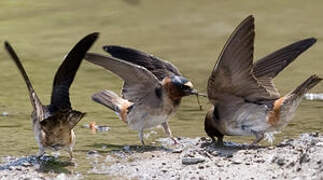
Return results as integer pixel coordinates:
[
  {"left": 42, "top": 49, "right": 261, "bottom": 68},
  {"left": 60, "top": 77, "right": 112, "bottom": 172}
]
[
  {"left": 85, "top": 46, "right": 198, "bottom": 145},
  {"left": 204, "top": 15, "right": 321, "bottom": 146},
  {"left": 4, "top": 32, "right": 99, "bottom": 159}
]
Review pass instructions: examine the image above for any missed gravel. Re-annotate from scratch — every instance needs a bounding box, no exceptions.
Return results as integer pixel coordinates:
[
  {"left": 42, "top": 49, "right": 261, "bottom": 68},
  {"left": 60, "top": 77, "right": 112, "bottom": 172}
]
[{"left": 1, "top": 132, "right": 322, "bottom": 180}]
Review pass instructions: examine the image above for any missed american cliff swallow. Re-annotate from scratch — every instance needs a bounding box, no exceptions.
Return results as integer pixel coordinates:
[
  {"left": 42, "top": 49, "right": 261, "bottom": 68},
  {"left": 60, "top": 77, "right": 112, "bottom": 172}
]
[
  {"left": 85, "top": 46, "right": 198, "bottom": 145},
  {"left": 4, "top": 32, "right": 99, "bottom": 158},
  {"left": 204, "top": 15, "right": 321, "bottom": 146}
]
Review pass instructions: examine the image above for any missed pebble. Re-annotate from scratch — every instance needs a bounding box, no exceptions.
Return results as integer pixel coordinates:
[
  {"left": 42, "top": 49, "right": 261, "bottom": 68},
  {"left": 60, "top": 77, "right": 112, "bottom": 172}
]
[
  {"left": 231, "top": 160, "right": 242, "bottom": 165},
  {"left": 1, "top": 112, "right": 8, "bottom": 116},
  {"left": 277, "top": 159, "right": 285, "bottom": 166},
  {"left": 182, "top": 157, "right": 205, "bottom": 165},
  {"left": 87, "top": 150, "right": 98, "bottom": 155}
]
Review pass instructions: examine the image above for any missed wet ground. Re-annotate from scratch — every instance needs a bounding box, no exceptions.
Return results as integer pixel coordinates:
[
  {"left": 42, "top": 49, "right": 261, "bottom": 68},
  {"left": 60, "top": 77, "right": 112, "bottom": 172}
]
[
  {"left": 1, "top": 133, "right": 323, "bottom": 179},
  {"left": 0, "top": 0, "right": 323, "bottom": 179}
]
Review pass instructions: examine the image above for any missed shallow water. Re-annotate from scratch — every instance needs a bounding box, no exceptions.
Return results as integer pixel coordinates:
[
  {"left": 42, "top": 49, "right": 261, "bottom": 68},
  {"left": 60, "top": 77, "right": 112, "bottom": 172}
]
[{"left": 0, "top": 0, "right": 322, "bottom": 178}]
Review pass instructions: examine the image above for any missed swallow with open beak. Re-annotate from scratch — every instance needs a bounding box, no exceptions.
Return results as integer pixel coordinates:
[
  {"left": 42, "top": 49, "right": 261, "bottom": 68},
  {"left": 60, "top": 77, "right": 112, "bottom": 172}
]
[
  {"left": 4, "top": 32, "right": 99, "bottom": 159},
  {"left": 85, "top": 46, "right": 197, "bottom": 145},
  {"left": 205, "top": 15, "right": 321, "bottom": 146}
]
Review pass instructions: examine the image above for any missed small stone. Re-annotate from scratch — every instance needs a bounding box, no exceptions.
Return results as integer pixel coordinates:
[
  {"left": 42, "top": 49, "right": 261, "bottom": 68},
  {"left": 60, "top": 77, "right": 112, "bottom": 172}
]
[
  {"left": 123, "top": 146, "right": 130, "bottom": 151},
  {"left": 215, "top": 162, "right": 224, "bottom": 167},
  {"left": 22, "top": 162, "right": 32, "bottom": 167},
  {"left": 276, "top": 158, "right": 285, "bottom": 166},
  {"left": 299, "top": 153, "right": 310, "bottom": 164},
  {"left": 211, "top": 151, "right": 219, "bottom": 156},
  {"left": 172, "top": 149, "right": 183, "bottom": 153},
  {"left": 287, "top": 161, "right": 296, "bottom": 168},
  {"left": 162, "top": 162, "right": 166, "bottom": 165},
  {"left": 198, "top": 165, "right": 204, "bottom": 169},
  {"left": 231, "top": 160, "right": 242, "bottom": 165},
  {"left": 225, "top": 154, "right": 233, "bottom": 158},
  {"left": 2, "top": 112, "right": 8, "bottom": 116},
  {"left": 161, "top": 169, "right": 167, "bottom": 173},
  {"left": 182, "top": 157, "right": 205, "bottom": 165},
  {"left": 8, "top": 166, "right": 14, "bottom": 170},
  {"left": 87, "top": 150, "right": 98, "bottom": 155},
  {"left": 310, "top": 132, "right": 319, "bottom": 137},
  {"left": 255, "top": 159, "right": 265, "bottom": 163},
  {"left": 200, "top": 137, "right": 207, "bottom": 141}
]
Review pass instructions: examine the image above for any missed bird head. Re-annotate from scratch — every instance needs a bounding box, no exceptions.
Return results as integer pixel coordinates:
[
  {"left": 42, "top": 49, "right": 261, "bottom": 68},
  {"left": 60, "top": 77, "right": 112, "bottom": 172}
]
[{"left": 170, "top": 75, "right": 197, "bottom": 96}]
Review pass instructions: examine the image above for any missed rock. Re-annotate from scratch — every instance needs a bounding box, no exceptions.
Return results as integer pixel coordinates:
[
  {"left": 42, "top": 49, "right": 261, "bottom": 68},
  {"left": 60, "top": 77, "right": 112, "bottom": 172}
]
[
  {"left": 182, "top": 157, "right": 205, "bottom": 165},
  {"left": 231, "top": 160, "right": 242, "bottom": 165},
  {"left": 171, "top": 148, "right": 183, "bottom": 153},
  {"left": 87, "top": 150, "right": 98, "bottom": 155},
  {"left": 299, "top": 153, "right": 310, "bottom": 164},
  {"left": 273, "top": 158, "right": 285, "bottom": 166}
]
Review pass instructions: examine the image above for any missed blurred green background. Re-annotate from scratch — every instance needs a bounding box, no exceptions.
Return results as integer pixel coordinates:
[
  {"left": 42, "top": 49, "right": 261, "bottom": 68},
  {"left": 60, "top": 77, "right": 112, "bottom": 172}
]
[{"left": 0, "top": 0, "right": 322, "bottom": 178}]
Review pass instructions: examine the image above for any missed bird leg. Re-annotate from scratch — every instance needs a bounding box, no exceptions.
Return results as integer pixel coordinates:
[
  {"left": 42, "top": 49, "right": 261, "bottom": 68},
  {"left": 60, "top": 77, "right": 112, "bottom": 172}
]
[
  {"left": 161, "top": 122, "right": 178, "bottom": 144},
  {"left": 37, "top": 146, "right": 45, "bottom": 158},
  {"left": 67, "top": 147, "right": 73, "bottom": 160},
  {"left": 138, "top": 129, "right": 145, "bottom": 146},
  {"left": 249, "top": 131, "right": 264, "bottom": 147},
  {"left": 216, "top": 136, "right": 224, "bottom": 146}
]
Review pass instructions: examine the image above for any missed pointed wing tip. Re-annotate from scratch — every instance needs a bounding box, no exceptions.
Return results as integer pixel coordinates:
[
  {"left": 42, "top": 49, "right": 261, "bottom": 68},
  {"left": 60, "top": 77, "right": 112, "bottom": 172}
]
[
  {"left": 244, "top": 15, "right": 255, "bottom": 23},
  {"left": 4, "top": 41, "right": 13, "bottom": 52},
  {"left": 82, "top": 32, "right": 99, "bottom": 44},
  {"left": 306, "top": 37, "right": 317, "bottom": 46}
]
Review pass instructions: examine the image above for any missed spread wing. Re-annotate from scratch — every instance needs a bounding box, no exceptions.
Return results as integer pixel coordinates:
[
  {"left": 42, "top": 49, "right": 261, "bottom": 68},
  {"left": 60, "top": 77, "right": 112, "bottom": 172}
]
[
  {"left": 253, "top": 38, "right": 316, "bottom": 95},
  {"left": 50, "top": 32, "right": 99, "bottom": 112},
  {"left": 4, "top": 41, "right": 45, "bottom": 120},
  {"left": 207, "top": 15, "right": 279, "bottom": 104},
  {"left": 103, "top": 45, "right": 181, "bottom": 80},
  {"left": 85, "top": 53, "right": 161, "bottom": 103}
]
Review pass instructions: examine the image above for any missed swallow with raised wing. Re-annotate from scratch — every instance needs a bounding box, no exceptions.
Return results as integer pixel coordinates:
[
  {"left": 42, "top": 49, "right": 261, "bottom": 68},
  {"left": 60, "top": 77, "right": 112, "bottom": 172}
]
[
  {"left": 204, "top": 15, "right": 321, "bottom": 146},
  {"left": 4, "top": 32, "right": 99, "bottom": 159},
  {"left": 85, "top": 46, "right": 198, "bottom": 145}
]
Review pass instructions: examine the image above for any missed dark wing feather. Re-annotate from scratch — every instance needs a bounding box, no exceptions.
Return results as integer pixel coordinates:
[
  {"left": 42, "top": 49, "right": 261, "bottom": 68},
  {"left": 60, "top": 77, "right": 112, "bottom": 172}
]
[
  {"left": 103, "top": 45, "right": 181, "bottom": 80},
  {"left": 85, "top": 53, "right": 160, "bottom": 103},
  {"left": 208, "top": 15, "right": 279, "bottom": 104},
  {"left": 252, "top": 38, "right": 316, "bottom": 97},
  {"left": 50, "top": 32, "right": 99, "bottom": 111},
  {"left": 253, "top": 38, "right": 316, "bottom": 78},
  {"left": 4, "top": 41, "right": 45, "bottom": 120}
]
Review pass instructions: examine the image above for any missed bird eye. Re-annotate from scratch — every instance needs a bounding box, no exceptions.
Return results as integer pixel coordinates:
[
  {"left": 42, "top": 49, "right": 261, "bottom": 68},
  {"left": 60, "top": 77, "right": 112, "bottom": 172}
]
[{"left": 182, "top": 85, "right": 190, "bottom": 90}]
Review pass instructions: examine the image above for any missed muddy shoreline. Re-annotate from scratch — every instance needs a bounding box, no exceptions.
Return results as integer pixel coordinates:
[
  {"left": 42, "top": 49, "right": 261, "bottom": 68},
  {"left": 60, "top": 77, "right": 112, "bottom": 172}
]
[{"left": 1, "top": 132, "right": 322, "bottom": 180}]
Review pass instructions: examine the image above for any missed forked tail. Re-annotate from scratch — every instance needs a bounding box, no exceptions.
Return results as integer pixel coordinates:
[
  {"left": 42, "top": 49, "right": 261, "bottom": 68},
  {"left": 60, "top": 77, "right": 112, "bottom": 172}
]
[
  {"left": 291, "top": 75, "right": 322, "bottom": 97},
  {"left": 4, "top": 41, "right": 43, "bottom": 113},
  {"left": 92, "top": 90, "right": 132, "bottom": 123}
]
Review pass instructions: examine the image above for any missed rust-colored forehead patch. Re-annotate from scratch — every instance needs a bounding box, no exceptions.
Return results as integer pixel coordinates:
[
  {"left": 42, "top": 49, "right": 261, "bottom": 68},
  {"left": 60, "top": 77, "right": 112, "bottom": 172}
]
[{"left": 268, "top": 97, "right": 285, "bottom": 126}]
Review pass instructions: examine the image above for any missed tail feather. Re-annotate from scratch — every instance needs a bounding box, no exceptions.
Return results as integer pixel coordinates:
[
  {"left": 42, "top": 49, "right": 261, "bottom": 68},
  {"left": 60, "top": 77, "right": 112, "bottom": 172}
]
[
  {"left": 291, "top": 75, "right": 322, "bottom": 97},
  {"left": 92, "top": 90, "right": 125, "bottom": 112}
]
